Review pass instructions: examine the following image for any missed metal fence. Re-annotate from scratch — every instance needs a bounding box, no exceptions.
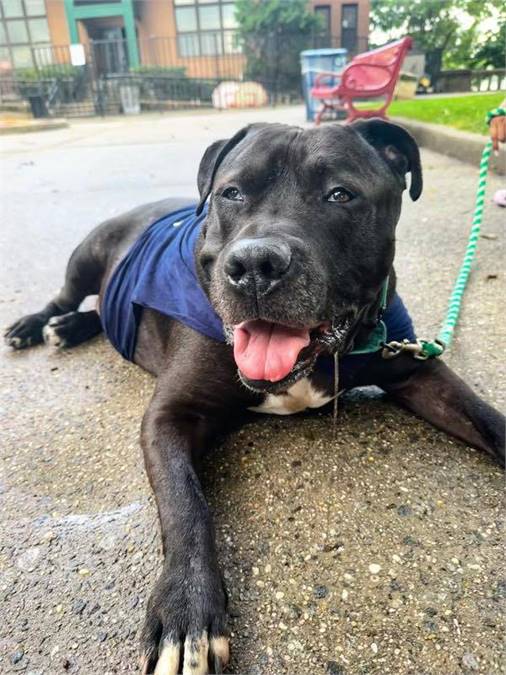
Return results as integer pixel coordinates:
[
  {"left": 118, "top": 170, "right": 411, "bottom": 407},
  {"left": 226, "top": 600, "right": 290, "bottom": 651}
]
[{"left": 0, "top": 33, "right": 368, "bottom": 118}]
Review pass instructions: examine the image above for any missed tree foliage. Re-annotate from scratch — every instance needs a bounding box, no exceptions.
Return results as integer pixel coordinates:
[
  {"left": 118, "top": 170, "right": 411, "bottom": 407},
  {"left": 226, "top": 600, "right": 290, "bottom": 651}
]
[
  {"left": 470, "top": 23, "right": 506, "bottom": 69},
  {"left": 234, "top": 0, "right": 322, "bottom": 97},
  {"left": 371, "top": 0, "right": 506, "bottom": 73}
]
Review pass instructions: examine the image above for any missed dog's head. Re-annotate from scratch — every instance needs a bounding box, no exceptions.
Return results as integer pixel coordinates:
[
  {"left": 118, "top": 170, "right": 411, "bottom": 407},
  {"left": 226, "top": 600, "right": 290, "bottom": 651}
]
[{"left": 195, "top": 120, "right": 422, "bottom": 393}]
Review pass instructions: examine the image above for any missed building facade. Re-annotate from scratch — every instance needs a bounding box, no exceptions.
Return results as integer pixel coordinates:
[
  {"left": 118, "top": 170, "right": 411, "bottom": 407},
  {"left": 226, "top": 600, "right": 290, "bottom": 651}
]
[
  {"left": 0, "top": 0, "right": 370, "bottom": 74},
  {"left": 310, "top": 0, "right": 369, "bottom": 54}
]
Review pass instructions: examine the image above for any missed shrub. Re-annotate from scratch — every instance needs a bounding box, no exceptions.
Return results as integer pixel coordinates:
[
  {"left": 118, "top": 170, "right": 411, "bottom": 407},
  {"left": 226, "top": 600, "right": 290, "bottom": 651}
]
[
  {"left": 15, "top": 64, "right": 87, "bottom": 102},
  {"left": 15, "top": 64, "right": 80, "bottom": 80},
  {"left": 129, "top": 65, "right": 187, "bottom": 79},
  {"left": 129, "top": 66, "right": 216, "bottom": 102}
]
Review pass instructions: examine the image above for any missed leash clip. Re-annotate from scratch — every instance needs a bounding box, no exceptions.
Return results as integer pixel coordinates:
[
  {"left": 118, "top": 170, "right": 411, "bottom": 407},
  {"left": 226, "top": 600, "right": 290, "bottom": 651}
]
[{"left": 381, "top": 338, "right": 445, "bottom": 361}]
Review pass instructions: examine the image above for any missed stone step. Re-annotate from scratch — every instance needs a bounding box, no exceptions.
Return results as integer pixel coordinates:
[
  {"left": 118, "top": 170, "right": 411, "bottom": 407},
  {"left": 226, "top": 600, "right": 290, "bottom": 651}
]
[
  {"left": 56, "top": 100, "right": 95, "bottom": 111},
  {"left": 53, "top": 100, "right": 96, "bottom": 117},
  {"left": 0, "top": 109, "right": 31, "bottom": 119},
  {"left": 0, "top": 100, "right": 30, "bottom": 114}
]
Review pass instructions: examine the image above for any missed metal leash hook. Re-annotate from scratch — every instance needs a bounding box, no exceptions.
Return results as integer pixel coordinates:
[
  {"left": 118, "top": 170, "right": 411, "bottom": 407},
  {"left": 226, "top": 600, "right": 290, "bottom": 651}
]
[
  {"left": 381, "top": 338, "right": 445, "bottom": 361},
  {"left": 381, "top": 339, "right": 415, "bottom": 360}
]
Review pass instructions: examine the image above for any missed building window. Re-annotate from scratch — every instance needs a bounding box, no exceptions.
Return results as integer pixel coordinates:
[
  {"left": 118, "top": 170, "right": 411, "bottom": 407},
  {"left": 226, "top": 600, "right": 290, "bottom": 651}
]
[
  {"left": 341, "top": 3, "right": 358, "bottom": 54},
  {"left": 314, "top": 5, "right": 331, "bottom": 36},
  {"left": 0, "top": 0, "right": 51, "bottom": 69},
  {"left": 314, "top": 4, "right": 331, "bottom": 47},
  {"left": 174, "top": 0, "right": 240, "bottom": 57}
]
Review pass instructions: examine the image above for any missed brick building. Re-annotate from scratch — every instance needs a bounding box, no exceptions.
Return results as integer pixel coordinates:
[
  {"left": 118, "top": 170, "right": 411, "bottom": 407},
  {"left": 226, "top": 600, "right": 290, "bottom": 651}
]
[{"left": 0, "top": 0, "right": 369, "bottom": 75}]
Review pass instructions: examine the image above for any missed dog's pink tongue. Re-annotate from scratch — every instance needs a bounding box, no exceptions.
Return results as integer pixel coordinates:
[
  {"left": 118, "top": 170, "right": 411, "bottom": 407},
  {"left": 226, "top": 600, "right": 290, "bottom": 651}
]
[{"left": 233, "top": 320, "right": 310, "bottom": 382}]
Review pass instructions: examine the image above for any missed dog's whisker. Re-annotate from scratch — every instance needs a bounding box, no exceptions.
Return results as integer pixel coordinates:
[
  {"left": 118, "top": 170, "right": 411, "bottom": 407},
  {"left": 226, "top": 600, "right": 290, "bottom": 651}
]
[{"left": 332, "top": 351, "right": 339, "bottom": 440}]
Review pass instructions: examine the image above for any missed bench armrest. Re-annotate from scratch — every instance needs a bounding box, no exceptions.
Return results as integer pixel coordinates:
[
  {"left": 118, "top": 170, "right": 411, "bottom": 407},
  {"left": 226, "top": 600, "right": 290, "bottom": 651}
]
[{"left": 313, "top": 71, "right": 342, "bottom": 89}]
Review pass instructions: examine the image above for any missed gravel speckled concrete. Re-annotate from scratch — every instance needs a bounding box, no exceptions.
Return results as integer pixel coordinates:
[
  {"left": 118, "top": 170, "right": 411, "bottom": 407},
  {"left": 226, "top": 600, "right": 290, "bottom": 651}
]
[{"left": 1, "top": 107, "right": 504, "bottom": 674}]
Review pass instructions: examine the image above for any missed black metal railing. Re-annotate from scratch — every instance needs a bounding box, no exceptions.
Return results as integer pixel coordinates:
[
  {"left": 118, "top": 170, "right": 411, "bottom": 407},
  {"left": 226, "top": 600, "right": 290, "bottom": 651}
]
[{"left": 1, "top": 33, "right": 372, "bottom": 117}]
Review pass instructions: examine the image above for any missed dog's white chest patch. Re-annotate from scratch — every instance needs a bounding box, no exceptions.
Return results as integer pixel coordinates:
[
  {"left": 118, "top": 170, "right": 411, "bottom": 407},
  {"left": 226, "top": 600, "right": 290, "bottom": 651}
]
[{"left": 249, "top": 378, "right": 333, "bottom": 416}]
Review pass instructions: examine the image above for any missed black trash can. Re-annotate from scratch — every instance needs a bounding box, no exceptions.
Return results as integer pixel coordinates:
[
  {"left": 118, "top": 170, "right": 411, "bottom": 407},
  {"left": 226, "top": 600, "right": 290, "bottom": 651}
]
[{"left": 28, "top": 94, "right": 48, "bottom": 118}]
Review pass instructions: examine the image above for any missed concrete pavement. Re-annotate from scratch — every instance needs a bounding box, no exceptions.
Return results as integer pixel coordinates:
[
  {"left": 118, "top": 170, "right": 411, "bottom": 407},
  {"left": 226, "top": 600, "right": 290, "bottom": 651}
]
[
  {"left": 1, "top": 107, "right": 504, "bottom": 674},
  {"left": 391, "top": 116, "right": 506, "bottom": 176}
]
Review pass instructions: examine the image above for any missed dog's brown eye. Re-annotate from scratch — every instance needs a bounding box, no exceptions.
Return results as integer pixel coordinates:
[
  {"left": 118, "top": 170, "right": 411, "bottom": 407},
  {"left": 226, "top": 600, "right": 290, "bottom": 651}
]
[
  {"left": 326, "top": 187, "right": 354, "bottom": 203},
  {"left": 222, "top": 187, "right": 243, "bottom": 202}
]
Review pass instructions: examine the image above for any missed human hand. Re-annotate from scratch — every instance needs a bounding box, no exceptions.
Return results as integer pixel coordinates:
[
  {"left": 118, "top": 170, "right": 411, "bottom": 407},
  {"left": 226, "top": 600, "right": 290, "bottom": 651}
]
[{"left": 490, "top": 114, "right": 506, "bottom": 152}]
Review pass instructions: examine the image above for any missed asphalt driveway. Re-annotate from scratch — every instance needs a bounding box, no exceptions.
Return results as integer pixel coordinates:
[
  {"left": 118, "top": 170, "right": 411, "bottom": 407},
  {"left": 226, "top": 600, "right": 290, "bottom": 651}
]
[{"left": 0, "top": 107, "right": 504, "bottom": 674}]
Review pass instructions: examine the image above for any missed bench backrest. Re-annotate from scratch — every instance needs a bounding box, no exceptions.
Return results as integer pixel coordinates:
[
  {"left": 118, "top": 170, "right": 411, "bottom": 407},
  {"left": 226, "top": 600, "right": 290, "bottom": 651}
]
[
  {"left": 343, "top": 37, "right": 412, "bottom": 93},
  {"left": 353, "top": 37, "right": 412, "bottom": 67}
]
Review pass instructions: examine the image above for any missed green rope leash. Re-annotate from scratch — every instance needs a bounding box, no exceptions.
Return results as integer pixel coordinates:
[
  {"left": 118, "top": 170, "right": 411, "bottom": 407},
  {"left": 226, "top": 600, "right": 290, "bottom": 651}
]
[
  {"left": 384, "top": 107, "right": 504, "bottom": 361},
  {"left": 419, "top": 138, "right": 493, "bottom": 357}
]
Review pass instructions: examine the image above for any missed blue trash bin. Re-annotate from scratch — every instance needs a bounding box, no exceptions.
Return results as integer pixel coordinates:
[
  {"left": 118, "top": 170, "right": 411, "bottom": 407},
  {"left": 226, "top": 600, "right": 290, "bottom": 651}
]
[{"left": 300, "top": 48, "right": 348, "bottom": 122}]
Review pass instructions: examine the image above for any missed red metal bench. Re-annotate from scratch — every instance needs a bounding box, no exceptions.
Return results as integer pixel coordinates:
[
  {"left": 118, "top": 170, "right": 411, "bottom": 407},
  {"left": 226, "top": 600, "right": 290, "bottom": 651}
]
[{"left": 311, "top": 37, "right": 413, "bottom": 125}]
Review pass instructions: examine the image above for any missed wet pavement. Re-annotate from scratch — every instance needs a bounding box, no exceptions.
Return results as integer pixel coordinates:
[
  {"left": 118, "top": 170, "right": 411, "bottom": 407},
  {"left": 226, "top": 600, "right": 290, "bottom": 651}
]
[{"left": 1, "top": 107, "right": 504, "bottom": 674}]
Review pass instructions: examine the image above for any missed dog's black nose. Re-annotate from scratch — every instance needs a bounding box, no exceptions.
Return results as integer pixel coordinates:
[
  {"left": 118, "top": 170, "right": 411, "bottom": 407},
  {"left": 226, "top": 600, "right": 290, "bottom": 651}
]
[{"left": 224, "top": 238, "right": 292, "bottom": 296}]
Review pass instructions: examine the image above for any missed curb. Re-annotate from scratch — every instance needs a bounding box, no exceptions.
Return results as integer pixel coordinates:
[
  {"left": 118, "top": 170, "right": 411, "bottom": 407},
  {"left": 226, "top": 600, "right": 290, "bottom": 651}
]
[
  {"left": 0, "top": 119, "right": 68, "bottom": 135},
  {"left": 391, "top": 117, "right": 506, "bottom": 176}
]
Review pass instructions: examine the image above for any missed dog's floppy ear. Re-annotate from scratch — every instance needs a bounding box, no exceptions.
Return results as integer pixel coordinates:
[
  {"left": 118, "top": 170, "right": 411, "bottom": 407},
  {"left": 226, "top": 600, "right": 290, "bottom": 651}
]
[
  {"left": 351, "top": 118, "right": 423, "bottom": 201},
  {"left": 196, "top": 125, "right": 252, "bottom": 215}
]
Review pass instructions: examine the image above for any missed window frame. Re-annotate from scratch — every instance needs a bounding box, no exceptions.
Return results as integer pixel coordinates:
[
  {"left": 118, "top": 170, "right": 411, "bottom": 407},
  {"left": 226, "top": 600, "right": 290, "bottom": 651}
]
[
  {"left": 0, "top": 0, "right": 50, "bottom": 70},
  {"left": 173, "top": 1, "right": 239, "bottom": 58},
  {"left": 314, "top": 4, "right": 331, "bottom": 36}
]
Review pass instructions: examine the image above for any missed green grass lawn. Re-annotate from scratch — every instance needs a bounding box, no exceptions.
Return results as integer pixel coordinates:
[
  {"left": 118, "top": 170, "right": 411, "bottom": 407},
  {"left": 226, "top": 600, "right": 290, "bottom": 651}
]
[{"left": 388, "top": 93, "right": 505, "bottom": 135}]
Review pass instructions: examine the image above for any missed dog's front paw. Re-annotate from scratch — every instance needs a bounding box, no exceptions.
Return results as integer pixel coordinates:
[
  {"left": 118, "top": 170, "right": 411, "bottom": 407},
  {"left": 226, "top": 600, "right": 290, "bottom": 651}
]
[
  {"left": 4, "top": 312, "right": 47, "bottom": 349},
  {"left": 140, "top": 560, "right": 229, "bottom": 675}
]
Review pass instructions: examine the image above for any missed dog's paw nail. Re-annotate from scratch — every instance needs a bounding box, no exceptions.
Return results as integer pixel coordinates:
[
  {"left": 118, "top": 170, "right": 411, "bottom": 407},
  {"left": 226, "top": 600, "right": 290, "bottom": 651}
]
[
  {"left": 43, "top": 324, "right": 65, "bottom": 348},
  {"left": 183, "top": 632, "right": 209, "bottom": 674},
  {"left": 210, "top": 636, "right": 229, "bottom": 672},
  {"left": 140, "top": 650, "right": 158, "bottom": 675},
  {"left": 155, "top": 639, "right": 181, "bottom": 675},
  {"left": 5, "top": 335, "right": 22, "bottom": 349}
]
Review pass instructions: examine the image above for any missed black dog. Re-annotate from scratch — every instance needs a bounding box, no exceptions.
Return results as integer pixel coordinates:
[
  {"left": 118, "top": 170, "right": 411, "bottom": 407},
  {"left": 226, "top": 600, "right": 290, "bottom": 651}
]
[{"left": 5, "top": 120, "right": 504, "bottom": 675}]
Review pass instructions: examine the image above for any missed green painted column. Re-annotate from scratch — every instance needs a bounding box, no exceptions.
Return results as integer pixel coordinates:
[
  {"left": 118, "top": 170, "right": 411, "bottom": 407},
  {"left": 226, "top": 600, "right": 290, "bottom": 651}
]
[
  {"left": 64, "top": 0, "right": 79, "bottom": 44},
  {"left": 121, "top": 0, "right": 139, "bottom": 68}
]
